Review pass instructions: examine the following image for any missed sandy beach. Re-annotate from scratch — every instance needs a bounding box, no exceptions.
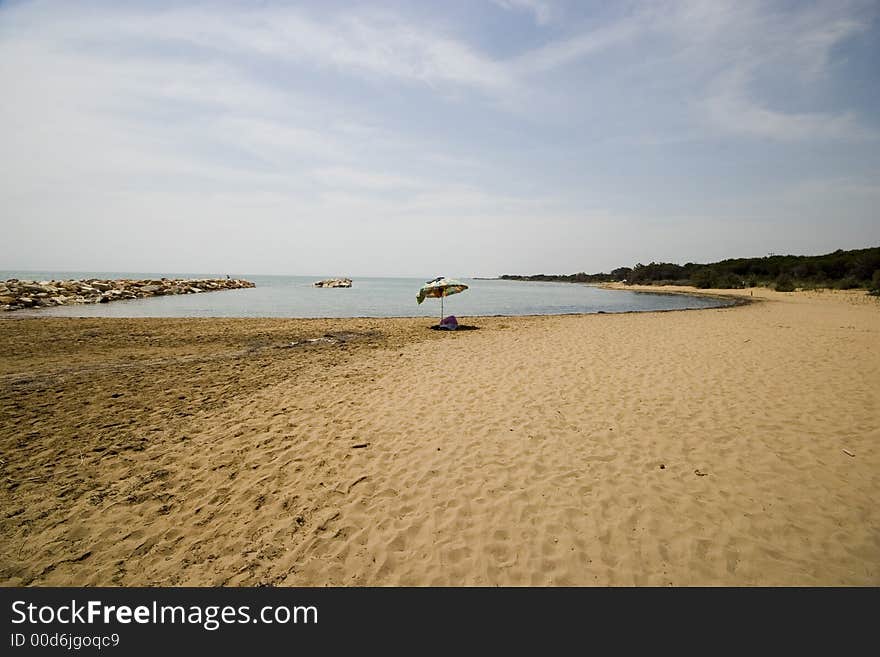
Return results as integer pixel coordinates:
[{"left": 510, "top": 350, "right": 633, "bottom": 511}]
[{"left": 1, "top": 286, "right": 878, "bottom": 586}]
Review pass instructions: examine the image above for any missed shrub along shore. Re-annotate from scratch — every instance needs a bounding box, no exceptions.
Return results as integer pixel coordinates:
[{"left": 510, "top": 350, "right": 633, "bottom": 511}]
[
  {"left": 0, "top": 278, "right": 256, "bottom": 311},
  {"left": 501, "top": 246, "right": 880, "bottom": 293}
]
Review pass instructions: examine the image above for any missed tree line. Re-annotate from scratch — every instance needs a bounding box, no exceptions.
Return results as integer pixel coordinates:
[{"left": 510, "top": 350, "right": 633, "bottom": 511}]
[{"left": 500, "top": 246, "right": 880, "bottom": 293}]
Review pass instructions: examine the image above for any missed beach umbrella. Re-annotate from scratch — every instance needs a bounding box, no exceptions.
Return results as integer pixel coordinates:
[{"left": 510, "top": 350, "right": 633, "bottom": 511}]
[{"left": 416, "top": 276, "right": 469, "bottom": 322}]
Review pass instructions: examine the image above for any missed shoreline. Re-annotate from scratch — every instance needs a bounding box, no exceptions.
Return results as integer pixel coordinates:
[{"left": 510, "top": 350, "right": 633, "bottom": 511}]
[
  {"left": 1, "top": 287, "right": 877, "bottom": 585},
  {"left": 3, "top": 283, "right": 742, "bottom": 321},
  {"left": 599, "top": 282, "right": 755, "bottom": 307}
]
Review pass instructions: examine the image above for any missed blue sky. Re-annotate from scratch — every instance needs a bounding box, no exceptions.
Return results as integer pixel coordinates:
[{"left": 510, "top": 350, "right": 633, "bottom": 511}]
[{"left": 1, "top": 0, "right": 878, "bottom": 277}]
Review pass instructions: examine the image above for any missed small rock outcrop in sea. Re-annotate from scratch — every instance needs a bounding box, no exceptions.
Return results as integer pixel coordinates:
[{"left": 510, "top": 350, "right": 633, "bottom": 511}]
[
  {"left": 314, "top": 278, "right": 352, "bottom": 288},
  {"left": 0, "top": 278, "right": 256, "bottom": 311}
]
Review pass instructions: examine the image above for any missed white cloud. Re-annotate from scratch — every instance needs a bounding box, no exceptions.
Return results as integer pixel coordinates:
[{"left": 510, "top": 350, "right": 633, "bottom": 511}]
[
  {"left": 648, "top": 0, "right": 876, "bottom": 141},
  {"left": 490, "top": 0, "right": 557, "bottom": 26},
  {"left": 121, "top": 6, "right": 513, "bottom": 92},
  {"left": 703, "top": 69, "right": 875, "bottom": 142},
  {"left": 511, "top": 18, "right": 641, "bottom": 74}
]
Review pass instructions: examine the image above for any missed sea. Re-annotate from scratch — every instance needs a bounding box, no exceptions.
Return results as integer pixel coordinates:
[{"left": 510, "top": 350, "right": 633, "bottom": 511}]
[{"left": 0, "top": 271, "right": 730, "bottom": 318}]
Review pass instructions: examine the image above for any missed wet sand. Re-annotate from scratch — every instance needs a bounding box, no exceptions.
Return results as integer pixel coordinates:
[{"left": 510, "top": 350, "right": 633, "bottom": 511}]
[{"left": 1, "top": 286, "right": 878, "bottom": 585}]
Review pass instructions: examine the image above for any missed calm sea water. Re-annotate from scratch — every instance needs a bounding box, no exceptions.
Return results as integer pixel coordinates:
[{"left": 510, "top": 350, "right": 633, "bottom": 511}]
[{"left": 1, "top": 271, "right": 729, "bottom": 318}]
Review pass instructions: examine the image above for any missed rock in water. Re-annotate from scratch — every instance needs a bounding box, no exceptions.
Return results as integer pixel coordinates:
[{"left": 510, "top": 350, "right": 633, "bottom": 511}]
[
  {"left": 0, "top": 278, "right": 256, "bottom": 311},
  {"left": 314, "top": 278, "right": 353, "bottom": 288}
]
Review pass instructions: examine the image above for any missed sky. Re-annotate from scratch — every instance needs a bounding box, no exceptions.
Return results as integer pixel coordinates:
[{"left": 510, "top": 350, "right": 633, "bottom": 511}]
[{"left": 1, "top": 0, "right": 879, "bottom": 277}]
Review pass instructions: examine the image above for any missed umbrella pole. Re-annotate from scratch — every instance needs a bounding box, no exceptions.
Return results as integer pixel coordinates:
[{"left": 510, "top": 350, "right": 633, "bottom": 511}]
[{"left": 441, "top": 294, "right": 444, "bottom": 322}]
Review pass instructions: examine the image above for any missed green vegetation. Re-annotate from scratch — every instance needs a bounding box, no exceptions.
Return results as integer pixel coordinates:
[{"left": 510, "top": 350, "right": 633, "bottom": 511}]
[
  {"left": 774, "top": 274, "right": 795, "bottom": 292},
  {"left": 501, "top": 247, "right": 880, "bottom": 291},
  {"left": 501, "top": 267, "right": 632, "bottom": 284}
]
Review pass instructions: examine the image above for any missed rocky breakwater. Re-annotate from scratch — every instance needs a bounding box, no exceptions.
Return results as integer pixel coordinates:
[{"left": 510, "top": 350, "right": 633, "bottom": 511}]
[
  {"left": 0, "top": 278, "right": 256, "bottom": 311},
  {"left": 314, "top": 278, "right": 352, "bottom": 288}
]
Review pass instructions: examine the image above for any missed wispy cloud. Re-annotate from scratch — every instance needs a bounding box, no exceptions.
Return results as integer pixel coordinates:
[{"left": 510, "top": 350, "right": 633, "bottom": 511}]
[
  {"left": 490, "top": 0, "right": 558, "bottom": 26},
  {"left": 648, "top": 0, "right": 876, "bottom": 141},
  {"left": 511, "top": 17, "right": 642, "bottom": 74},
  {"left": 114, "top": 5, "right": 514, "bottom": 92},
  {"left": 703, "top": 68, "right": 876, "bottom": 142}
]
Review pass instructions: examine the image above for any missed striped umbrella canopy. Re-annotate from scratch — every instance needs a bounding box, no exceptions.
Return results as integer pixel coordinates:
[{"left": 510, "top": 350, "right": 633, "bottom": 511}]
[{"left": 416, "top": 277, "right": 469, "bottom": 320}]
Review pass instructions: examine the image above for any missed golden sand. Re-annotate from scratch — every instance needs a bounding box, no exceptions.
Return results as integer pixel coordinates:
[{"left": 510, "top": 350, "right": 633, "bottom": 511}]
[{"left": 1, "top": 286, "right": 878, "bottom": 586}]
